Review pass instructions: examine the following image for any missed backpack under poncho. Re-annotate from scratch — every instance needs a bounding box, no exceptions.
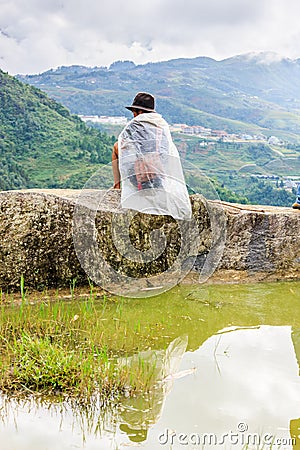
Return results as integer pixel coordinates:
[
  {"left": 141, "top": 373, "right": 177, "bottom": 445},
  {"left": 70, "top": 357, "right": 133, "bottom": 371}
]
[{"left": 118, "top": 113, "right": 192, "bottom": 220}]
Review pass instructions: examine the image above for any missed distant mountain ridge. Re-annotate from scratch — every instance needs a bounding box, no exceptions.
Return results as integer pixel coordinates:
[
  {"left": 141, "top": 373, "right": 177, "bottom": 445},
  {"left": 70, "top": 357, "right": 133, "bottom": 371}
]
[{"left": 16, "top": 52, "right": 300, "bottom": 141}]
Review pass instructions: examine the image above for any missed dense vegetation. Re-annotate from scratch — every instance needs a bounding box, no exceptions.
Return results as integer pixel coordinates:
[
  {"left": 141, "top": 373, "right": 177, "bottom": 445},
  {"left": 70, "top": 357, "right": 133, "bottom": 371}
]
[
  {"left": 0, "top": 69, "right": 115, "bottom": 190},
  {"left": 173, "top": 134, "right": 298, "bottom": 206},
  {"left": 0, "top": 68, "right": 298, "bottom": 206}
]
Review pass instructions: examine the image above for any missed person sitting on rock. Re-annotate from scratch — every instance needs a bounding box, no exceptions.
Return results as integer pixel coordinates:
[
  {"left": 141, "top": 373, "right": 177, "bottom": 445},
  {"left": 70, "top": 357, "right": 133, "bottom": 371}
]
[
  {"left": 111, "top": 92, "right": 192, "bottom": 220},
  {"left": 292, "top": 183, "right": 300, "bottom": 209},
  {"left": 112, "top": 92, "right": 161, "bottom": 190}
]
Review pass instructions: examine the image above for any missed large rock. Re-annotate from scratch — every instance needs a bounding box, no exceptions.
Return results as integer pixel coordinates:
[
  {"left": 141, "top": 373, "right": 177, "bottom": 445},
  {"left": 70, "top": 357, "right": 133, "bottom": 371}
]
[
  {"left": 206, "top": 201, "right": 300, "bottom": 284},
  {"left": 0, "top": 189, "right": 299, "bottom": 292}
]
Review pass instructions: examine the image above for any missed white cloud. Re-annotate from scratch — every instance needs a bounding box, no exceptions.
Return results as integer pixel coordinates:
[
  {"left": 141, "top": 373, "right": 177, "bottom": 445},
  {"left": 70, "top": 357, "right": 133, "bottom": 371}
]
[{"left": 0, "top": 0, "right": 300, "bottom": 74}]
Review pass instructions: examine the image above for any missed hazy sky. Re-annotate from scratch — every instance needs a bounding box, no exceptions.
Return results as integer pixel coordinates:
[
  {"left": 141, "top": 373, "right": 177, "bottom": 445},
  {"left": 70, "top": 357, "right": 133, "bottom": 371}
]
[{"left": 1, "top": 0, "right": 300, "bottom": 74}]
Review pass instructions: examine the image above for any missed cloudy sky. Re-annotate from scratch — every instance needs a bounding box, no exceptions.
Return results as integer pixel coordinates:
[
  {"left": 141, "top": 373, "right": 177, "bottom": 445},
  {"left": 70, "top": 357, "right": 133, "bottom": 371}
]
[{"left": 1, "top": 0, "right": 300, "bottom": 74}]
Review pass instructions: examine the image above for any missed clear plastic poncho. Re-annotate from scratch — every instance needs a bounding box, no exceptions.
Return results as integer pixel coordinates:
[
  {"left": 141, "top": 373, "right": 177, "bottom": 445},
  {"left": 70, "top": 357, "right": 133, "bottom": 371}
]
[{"left": 118, "top": 112, "right": 192, "bottom": 220}]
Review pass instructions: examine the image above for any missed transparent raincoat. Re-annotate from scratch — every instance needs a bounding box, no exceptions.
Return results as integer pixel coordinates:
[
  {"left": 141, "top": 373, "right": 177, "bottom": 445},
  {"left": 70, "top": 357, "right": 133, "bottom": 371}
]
[{"left": 118, "top": 113, "right": 192, "bottom": 220}]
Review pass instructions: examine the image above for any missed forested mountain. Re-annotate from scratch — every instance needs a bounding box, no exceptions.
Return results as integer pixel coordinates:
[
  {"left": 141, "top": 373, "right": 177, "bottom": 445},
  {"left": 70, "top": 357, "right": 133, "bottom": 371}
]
[
  {"left": 17, "top": 52, "right": 300, "bottom": 141},
  {"left": 0, "top": 59, "right": 297, "bottom": 206},
  {"left": 0, "top": 69, "right": 114, "bottom": 190}
]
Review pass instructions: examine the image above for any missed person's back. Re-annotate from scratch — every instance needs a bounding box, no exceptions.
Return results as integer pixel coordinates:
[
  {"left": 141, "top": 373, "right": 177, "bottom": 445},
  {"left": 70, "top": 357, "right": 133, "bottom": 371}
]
[
  {"left": 112, "top": 92, "right": 192, "bottom": 220},
  {"left": 119, "top": 111, "right": 168, "bottom": 191}
]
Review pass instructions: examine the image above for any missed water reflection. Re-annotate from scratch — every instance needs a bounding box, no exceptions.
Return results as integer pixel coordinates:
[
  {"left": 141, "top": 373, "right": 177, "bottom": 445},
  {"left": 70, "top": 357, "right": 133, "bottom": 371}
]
[
  {"left": 144, "top": 325, "right": 300, "bottom": 449},
  {"left": 1, "top": 325, "right": 300, "bottom": 449},
  {"left": 117, "top": 336, "right": 188, "bottom": 443},
  {"left": 0, "top": 396, "right": 118, "bottom": 450},
  {"left": 292, "top": 329, "right": 300, "bottom": 376},
  {"left": 1, "top": 282, "right": 300, "bottom": 449},
  {"left": 290, "top": 418, "right": 300, "bottom": 449}
]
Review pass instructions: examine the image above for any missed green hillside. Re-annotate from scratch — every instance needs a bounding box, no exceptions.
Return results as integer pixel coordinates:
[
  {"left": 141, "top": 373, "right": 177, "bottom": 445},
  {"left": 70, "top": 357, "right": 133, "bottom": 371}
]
[
  {"left": 17, "top": 53, "right": 300, "bottom": 141},
  {"left": 173, "top": 133, "right": 298, "bottom": 206},
  {"left": 0, "top": 68, "right": 297, "bottom": 207},
  {"left": 0, "top": 70, "right": 114, "bottom": 190}
]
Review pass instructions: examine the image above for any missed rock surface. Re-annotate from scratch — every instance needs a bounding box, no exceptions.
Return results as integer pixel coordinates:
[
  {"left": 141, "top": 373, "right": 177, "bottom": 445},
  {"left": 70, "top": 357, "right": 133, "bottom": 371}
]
[{"left": 0, "top": 189, "right": 299, "bottom": 292}]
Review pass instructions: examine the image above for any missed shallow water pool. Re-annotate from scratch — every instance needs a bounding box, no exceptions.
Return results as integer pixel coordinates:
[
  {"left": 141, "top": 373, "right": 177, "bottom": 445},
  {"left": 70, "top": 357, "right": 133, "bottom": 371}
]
[{"left": 1, "top": 281, "right": 300, "bottom": 449}]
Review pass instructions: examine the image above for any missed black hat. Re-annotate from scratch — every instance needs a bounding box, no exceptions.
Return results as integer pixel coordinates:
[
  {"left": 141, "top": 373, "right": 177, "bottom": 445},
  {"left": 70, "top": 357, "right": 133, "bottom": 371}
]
[{"left": 126, "top": 92, "right": 156, "bottom": 112}]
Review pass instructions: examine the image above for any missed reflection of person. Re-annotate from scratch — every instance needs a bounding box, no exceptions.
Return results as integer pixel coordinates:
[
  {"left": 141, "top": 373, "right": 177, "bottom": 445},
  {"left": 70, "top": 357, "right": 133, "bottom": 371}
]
[
  {"left": 112, "top": 92, "right": 192, "bottom": 220},
  {"left": 292, "top": 183, "right": 300, "bottom": 209},
  {"left": 118, "top": 336, "right": 188, "bottom": 443}
]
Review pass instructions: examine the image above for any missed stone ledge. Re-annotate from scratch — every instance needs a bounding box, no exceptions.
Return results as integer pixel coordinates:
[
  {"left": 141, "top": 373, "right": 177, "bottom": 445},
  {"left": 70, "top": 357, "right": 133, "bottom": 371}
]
[{"left": 0, "top": 189, "right": 299, "bottom": 291}]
